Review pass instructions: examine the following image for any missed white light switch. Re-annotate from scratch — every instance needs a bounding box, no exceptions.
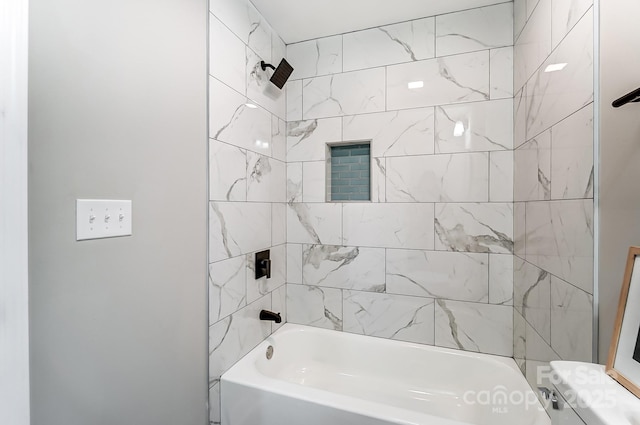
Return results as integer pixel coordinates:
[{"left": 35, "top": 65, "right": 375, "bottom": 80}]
[{"left": 76, "top": 199, "right": 132, "bottom": 241}]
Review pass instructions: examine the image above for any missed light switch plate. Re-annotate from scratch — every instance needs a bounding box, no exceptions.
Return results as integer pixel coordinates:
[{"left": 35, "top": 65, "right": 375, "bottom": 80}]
[{"left": 76, "top": 199, "right": 132, "bottom": 241}]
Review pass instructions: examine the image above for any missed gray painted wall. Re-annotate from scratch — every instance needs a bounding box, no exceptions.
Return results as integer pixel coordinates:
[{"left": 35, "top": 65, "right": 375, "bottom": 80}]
[
  {"left": 28, "top": 1, "right": 209, "bottom": 424},
  {"left": 598, "top": 0, "right": 640, "bottom": 362}
]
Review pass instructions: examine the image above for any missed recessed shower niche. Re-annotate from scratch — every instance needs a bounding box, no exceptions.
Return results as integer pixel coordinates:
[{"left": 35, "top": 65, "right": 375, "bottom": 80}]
[{"left": 327, "top": 142, "right": 371, "bottom": 202}]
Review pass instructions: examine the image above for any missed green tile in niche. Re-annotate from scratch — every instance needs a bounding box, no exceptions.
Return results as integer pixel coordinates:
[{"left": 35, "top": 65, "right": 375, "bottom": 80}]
[{"left": 329, "top": 143, "right": 370, "bottom": 202}]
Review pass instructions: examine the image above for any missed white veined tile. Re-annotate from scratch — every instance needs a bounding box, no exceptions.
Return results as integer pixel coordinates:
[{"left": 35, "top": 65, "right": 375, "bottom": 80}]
[
  {"left": 371, "top": 157, "right": 386, "bottom": 203},
  {"left": 387, "top": 51, "right": 490, "bottom": 111},
  {"left": 514, "top": 0, "right": 551, "bottom": 93},
  {"left": 302, "top": 245, "right": 385, "bottom": 292},
  {"left": 514, "top": 202, "right": 526, "bottom": 256},
  {"left": 208, "top": 294, "right": 272, "bottom": 381},
  {"left": 286, "top": 244, "right": 303, "bottom": 284},
  {"left": 286, "top": 162, "right": 303, "bottom": 203},
  {"left": 246, "top": 153, "right": 285, "bottom": 203},
  {"left": 343, "top": 17, "right": 435, "bottom": 72},
  {"left": 271, "top": 116, "right": 286, "bottom": 162},
  {"left": 303, "top": 68, "right": 386, "bottom": 119},
  {"left": 209, "top": 382, "right": 221, "bottom": 424},
  {"left": 287, "top": 284, "right": 342, "bottom": 331},
  {"left": 435, "top": 99, "right": 513, "bottom": 153},
  {"left": 209, "top": 139, "right": 247, "bottom": 201},
  {"left": 386, "top": 153, "right": 489, "bottom": 202},
  {"left": 287, "top": 203, "right": 342, "bottom": 245},
  {"left": 550, "top": 275, "right": 593, "bottom": 362},
  {"left": 490, "top": 47, "right": 514, "bottom": 100},
  {"left": 514, "top": 87, "right": 527, "bottom": 149},
  {"left": 286, "top": 35, "right": 342, "bottom": 80},
  {"left": 435, "top": 299, "right": 513, "bottom": 356},
  {"left": 386, "top": 250, "right": 489, "bottom": 303},
  {"left": 286, "top": 79, "right": 303, "bottom": 121},
  {"left": 343, "top": 108, "right": 435, "bottom": 157},
  {"left": 209, "top": 76, "right": 271, "bottom": 156},
  {"left": 435, "top": 203, "right": 513, "bottom": 254},
  {"left": 272, "top": 203, "right": 286, "bottom": 246},
  {"left": 514, "top": 257, "right": 551, "bottom": 343},
  {"left": 489, "top": 254, "right": 513, "bottom": 305},
  {"left": 490, "top": 151, "right": 514, "bottom": 202},
  {"left": 550, "top": 103, "right": 594, "bottom": 200},
  {"left": 209, "top": 256, "right": 247, "bottom": 325},
  {"left": 525, "top": 199, "right": 593, "bottom": 294},
  {"left": 287, "top": 118, "right": 341, "bottom": 162},
  {"left": 343, "top": 291, "right": 435, "bottom": 345},
  {"left": 436, "top": 3, "right": 513, "bottom": 57},
  {"left": 209, "top": 14, "right": 246, "bottom": 95},
  {"left": 209, "top": 201, "right": 271, "bottom": 262},
  {"left": 514, "top": 130, "right": 551, "bottom": 201},
  {"left": 525, "top": 8, "right": 593, "bottom": 140},
  {"left": 551, "top": 0, "right": 593, "bottom": 49},
  {"left": 343, "top": 203, "right": 435, "bottom": 250},
  {"left": 271, "top": 284, "right": 287, "bottom": 332},
  {"left": 302, "top": 161, "right": 326, "bottom": 203}
]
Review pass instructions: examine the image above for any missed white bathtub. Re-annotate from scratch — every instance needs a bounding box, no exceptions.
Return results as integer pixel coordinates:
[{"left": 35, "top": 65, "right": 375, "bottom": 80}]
[{"left": 221, "top": 324, "right": 550, "bottom": 425}]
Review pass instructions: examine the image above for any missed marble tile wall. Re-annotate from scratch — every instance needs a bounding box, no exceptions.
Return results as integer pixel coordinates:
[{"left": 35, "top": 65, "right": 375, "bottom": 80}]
[
  {"left": 512, "top": 0, "right": 594, "bottom": 395},
  {"left": 285, "top": 3, "right": 515, "bottom": 358},
  {"left": 208, "top": 0, "right": 288, "bottom": 423}
]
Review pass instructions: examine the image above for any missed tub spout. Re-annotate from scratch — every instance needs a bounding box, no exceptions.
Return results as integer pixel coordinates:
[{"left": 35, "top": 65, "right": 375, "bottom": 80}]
[{"left": 260, "top": 310, "right": 282, "bottom": 323}]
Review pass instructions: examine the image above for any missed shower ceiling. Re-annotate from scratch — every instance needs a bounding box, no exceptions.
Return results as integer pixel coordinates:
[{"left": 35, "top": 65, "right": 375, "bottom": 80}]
[{"left": 250, "top": 0, "right": 508, "bottom": 44}]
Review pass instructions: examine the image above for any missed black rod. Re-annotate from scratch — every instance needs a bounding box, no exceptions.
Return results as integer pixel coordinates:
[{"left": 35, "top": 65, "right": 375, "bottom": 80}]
[{"left": 612, "top": 87, "right": 640, "bottom": 108}]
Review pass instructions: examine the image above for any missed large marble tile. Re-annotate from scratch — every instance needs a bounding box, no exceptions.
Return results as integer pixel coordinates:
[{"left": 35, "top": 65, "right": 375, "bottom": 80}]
[
  {"left": 386, "top": 153, "right": 489, "bottom": 202},
  {"left": 272, "top": 203, "right": 286, "bottom": 247},
  {"left": 343, "top": 203, "right": 435, "bottom": 250},
  {"left": 271, "top": 284, "right": 287, "bottom": 332},
  {"left": 514, "top": 87, "right": 527, "bottom": 148},
  {"left": 208, "top": 294, "right": 272, "bottom": 382},
  {"left": 514, "top": 130, "right": 551, "bottom": 201},
  {"left": 435, "top": 3, "right": 513, "bottom": 57},
  {"left": 209, "top": 139, "right": 247, "bottom": 201},
  {"left": 386, "top": 250, "right": 489, "bottom": 302},
  {"left": 287, "top": 118, "right": 341, "bottom": 162},
  {"left": 209, "top": 201, "right": 271, "bottom": 262},
  {"left": 490, "top": 151, "right": 514, "bottom": 202},
  {"left": 514, "top": 310, "right": 527, "bottom": 370},
  {"left": 209, "top": 0, "right": 271, "bottom": 63},
  {"left": 489, "top": 254, "right": 513, "bottom": 305},
  {"left": 209, "top": 256, "right": 247, "bottom": 325},
  {"left": 286, "top": 162, "right": 303, "bottom": 203},
  {"left": 514, "top": 0, "right": 551, "bottom": 92},
  {"left": 551, "top": 103, "right": 594, "bottom": 200},
  {"left": 286, "top": 244, "right": 303, "bottom": 284},
  {"left": 435, "top": 203, "right": 513, "bottom": 254},
  {"left": 303, "top": 68, "right": 386, "bottom": 119},
  {"left": 525, "top": 200, "right": 593, "bottom": 293},
  {"left": 343, "top": 108, "right": 435, "bottom": 157},
  {"left": 550, "top": 276, "right": 593, "bottom": 362},
  {"left": 490, "top": 47, "right": 514, "bottom": 100},
  {"left": 246, "top": 244, "right": 286, "bottom": 304},
  {"left": 514, "top": 0, "right": 542, "bottom": 41},
  {"left": 435, "top": 300, "right": 513, "bottom": 356},
  {"left": 371, "top": 157, "right": 386, "bottom": 203},
  {"left": 286, "top": 35, "right": 342, "bottom": 80},
  {"left": 343, "top": 18, "right": 435, "bottom": 72},
  {"left": 551, "top": 0, "right": 593, "bottom": 49},
  {"left": 435, "top": 99, "right": 513, "bottom": 153},
  {"left": 514, "top": 257, "right": 551, "bottom": 344},
  {"left": 246, "top": 153, "right": 285, "bottom": 202},
  {"left": 343, "top": 291, "right": 435, "bottom": 345},
  {"left": 246, "top": 48, "right": 286, "bottom": 119},
  {"left": 286, "top": 284, "right": 342, "bottom": 331},
  {"left": 525, "top": 317, "right": 560, "bottom": 363},
  {"left": 302, "top": 161, "right": 326, "bottom": 203},
  {"left": 525, "top": 8, "right": 594, "bottom": 140},
  {"left": 209, "top": 381, "right": 220, "bottom": 424},
  {"left": 271, "top": 116, "right": 286, "bottom": 162},
  {"left": 387, "top": 51, "right": 490, "bottom": 110},
  {"left": 209, "top": 14, "right": 246, "bottom": 95},
  {"left": 287, "top": 203, "right": 342, "bottom": 245},
  {"left": 286, "top": 79, "right": 303, "bottom": 121},
  {"left": 514, "top": 202, "right": 526, "bottom": 256},
  {"left": 271, "top": 32, "right": 286, "bottom": 67},
  {"left": 209, "top": 77, "right": 271, "bottom": 156},
  {"left": 303, "top": 245, "right": 385, "bottom": 292}
]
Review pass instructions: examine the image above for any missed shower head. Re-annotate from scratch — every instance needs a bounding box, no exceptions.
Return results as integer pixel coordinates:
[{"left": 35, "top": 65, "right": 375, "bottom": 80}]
[{"left": 260, "top": 59, "right": 294, "bottom": 89}]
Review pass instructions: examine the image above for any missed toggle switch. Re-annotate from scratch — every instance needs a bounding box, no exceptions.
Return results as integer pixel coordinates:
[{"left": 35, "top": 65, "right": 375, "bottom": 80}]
[{"left": 76, "top": 199, "right": 132, "bottom": 241}]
